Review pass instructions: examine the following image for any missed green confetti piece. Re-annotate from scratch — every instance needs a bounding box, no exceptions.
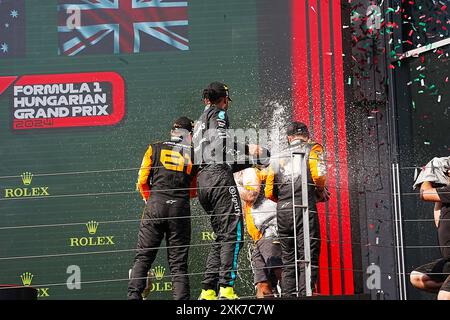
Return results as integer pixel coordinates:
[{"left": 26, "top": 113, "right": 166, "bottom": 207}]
[
  {"left": 347, "top": 77, "right": 352, "bottom": 85},
  {"left": 429, "top": 84, "right": 436, "bottom": 90},
  {"left": 424, "top": 141, "right": 431, "bottom": 145},
  {"left": 412, "top": 101, "right": 416, "bottom": 109},
  {"left": 430, "top": 90, "right": 439, "bottom": 96}
]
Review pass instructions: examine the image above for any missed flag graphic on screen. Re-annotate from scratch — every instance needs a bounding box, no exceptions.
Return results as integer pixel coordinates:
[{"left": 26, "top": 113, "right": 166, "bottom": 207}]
[
  {"left": 0, "top": 0, "right": 26, "bottom": 58},
  {"left": 57, "top": 0, "right": 189, "bottom": 56}
]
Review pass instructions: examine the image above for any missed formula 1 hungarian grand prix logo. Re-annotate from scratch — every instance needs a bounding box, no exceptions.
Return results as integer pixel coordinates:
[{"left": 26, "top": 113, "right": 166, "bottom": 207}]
[{"left": 0, "top": 72, "right": 125, "bottom": 130}]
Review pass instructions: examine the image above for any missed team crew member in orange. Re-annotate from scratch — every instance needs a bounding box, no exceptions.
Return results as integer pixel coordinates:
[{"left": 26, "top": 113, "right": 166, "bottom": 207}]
[
  {"left": 265, "top": 122, "right": 329, "bottom": 296},
  {"left": 127, "top": 117, "right": 197, "bottom": 300},
  {"left": 235, "top": 167, "right": 282, "bottom": 298}
]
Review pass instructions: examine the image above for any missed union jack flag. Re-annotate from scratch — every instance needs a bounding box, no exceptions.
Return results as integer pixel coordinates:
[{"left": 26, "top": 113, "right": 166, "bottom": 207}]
[{"left": 57, "top": 0, "right": 189, "bottom": 56}]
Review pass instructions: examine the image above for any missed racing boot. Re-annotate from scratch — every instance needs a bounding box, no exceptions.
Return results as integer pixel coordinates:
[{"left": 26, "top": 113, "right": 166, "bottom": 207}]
[
  {"left": 198, "top": 289, "right": 218, "bottom": 300},
  {"left": 218, "top": 286, "right": 239, "bottom": 300},
  {"left": 256, "top": 281, "right": 274, "bottom": 299}
]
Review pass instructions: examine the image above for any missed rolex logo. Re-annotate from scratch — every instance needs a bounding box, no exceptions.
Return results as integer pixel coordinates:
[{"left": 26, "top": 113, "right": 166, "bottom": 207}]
[
  {"left": 201, "top": 231, "right": 216, "bottom": 241},
  {"left": 4, "top": 172, "right": 49, "bottom": 199},
  {"left": 86, "top": 221, "right": 99, "bottom": 235},
  {"left": 151, "top": 266, "right": 165, "bottom": 281},
  {"left": 19, "top": 272, "right": 50, "bottom": 297},
  {"left": 20, "top": 272, "right": 33, "bottom": 286},
  {"left": 21, "top": 172, "right": 33, "bottom": 186},
  {"left": 149, "top": 266, "right": 172, "bottom": 292},
  {"left": 69, "top": 221, "right": 115, "bottom": 247}
]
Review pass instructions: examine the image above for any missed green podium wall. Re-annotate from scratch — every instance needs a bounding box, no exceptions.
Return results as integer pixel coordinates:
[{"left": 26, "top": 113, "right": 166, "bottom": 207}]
[{"left": 0, "top": 0, "right": 260, "bottom": 299}]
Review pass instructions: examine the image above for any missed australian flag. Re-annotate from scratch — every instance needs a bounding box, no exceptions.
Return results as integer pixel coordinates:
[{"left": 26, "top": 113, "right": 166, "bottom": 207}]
[
  {"left": 0, "top": 0, "right": 26, "bottom": 58},
  {"left": 57, "top": 0, "right": 189, "bottom": 56}
]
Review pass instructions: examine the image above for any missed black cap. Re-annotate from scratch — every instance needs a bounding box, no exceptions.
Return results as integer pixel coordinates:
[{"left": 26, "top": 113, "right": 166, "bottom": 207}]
[
  {"left": 286, "top": 121, "right": 309, "bottom": 137},
  {"left": 204, "top": 81, "right": 232, "bottom": 102},
  {"left": 172, "top": 116, "right": 194, "bottom": 133}
]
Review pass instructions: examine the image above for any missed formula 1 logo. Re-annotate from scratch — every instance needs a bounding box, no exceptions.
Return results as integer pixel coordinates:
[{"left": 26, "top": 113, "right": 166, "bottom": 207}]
[{"left": 0, "top": 72, "right": 125, "bottom": 130}]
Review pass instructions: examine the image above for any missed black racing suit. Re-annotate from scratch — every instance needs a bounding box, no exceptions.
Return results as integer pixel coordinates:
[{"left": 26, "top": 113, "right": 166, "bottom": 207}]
[
  {"left": 437, "top": 185, "right": 450, "bottom": 260},
  {"left": 127, "top": 138, "right": 197, "bottom": 300},
  {"left": 265, "top": 140, "right": 326, "bottom": 296},
  {"left": 413, "top": 185, "right": 450, "bottom": 293},
  {"left": 193, "top": 104, "right": 258, "bottom": 290}
]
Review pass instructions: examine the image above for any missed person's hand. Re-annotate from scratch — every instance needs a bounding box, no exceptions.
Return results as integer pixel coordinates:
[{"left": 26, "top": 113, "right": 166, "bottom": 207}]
[
  {"left": 248, "top": 144, "right": 263, "bottom": 157},
  {"left": 242, "top": 189, "right": 259, "bottom": 205},
  {"left": 316, "top": 187, "right": 330, "bottom": 202},
  {"left": 248, "top": 145, "right": 271, "bottom": 168}
]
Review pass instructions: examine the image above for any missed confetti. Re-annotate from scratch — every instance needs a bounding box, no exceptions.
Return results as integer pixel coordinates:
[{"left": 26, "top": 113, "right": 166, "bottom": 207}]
[{"left": 349, "top": 0, "right": 449, "bottom": 113}]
